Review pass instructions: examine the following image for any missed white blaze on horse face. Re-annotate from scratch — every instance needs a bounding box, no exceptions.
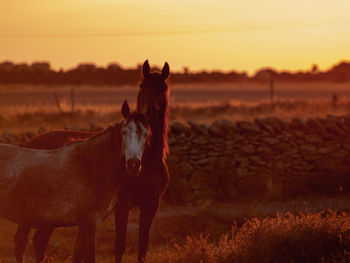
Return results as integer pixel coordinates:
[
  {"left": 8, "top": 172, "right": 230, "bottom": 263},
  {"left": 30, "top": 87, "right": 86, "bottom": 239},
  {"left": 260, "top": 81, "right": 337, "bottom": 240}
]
[{"left": 122, "top": 120, "right": 148, "bottom": 163}]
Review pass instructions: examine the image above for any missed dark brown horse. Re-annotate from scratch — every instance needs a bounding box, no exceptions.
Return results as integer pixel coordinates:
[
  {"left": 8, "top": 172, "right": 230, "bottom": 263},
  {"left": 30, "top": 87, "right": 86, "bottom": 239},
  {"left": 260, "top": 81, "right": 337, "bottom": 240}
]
[
  {"left": 11, "top": 101, "right": 151, "bottom": 263},
  {"left": 114, "top": 60, "right": 169, "bottom": 263},
  {"left": 15, "top": 60, "right": 170, "bottom": 263}
]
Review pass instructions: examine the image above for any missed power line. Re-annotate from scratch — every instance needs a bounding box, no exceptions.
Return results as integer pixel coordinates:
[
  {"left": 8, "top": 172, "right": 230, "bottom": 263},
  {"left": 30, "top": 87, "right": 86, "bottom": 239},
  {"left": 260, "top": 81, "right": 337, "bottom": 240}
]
[{"left": 1, "top": 19, "right": 349, "bottom": 38}]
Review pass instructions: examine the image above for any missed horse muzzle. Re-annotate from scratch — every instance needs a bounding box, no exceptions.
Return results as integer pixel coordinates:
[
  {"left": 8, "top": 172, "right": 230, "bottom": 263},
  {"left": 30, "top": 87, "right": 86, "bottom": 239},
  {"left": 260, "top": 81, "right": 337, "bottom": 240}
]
[{"left": 126, "top": 158, "right": 141, "bottom": 175}]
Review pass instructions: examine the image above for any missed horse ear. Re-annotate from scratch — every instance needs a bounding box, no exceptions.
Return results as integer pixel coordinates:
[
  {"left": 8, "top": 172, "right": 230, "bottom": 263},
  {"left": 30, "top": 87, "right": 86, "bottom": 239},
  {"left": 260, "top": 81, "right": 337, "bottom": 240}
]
[
  {"left": 162, "top": 62, "right": 170, "bottom": 79},
  {"left": 142, "top": 60, "right": 150, "bottom": 77},
  {"left": 122, "top": 100, "right": 130, "bottom": 119}
]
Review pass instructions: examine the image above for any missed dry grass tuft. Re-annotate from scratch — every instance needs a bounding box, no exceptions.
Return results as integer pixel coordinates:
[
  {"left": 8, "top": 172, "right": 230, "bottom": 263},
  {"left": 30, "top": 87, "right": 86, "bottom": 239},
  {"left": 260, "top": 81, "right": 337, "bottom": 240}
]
[{"left": 148, "top": 211, "right": 350, "bottom": 263}]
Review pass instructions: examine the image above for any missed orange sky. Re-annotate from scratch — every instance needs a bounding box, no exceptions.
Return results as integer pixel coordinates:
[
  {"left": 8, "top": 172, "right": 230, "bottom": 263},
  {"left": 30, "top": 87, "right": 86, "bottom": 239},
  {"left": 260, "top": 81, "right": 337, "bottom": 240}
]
[{"left": 1, "top": 0, "right": 350, "bottom": 74}]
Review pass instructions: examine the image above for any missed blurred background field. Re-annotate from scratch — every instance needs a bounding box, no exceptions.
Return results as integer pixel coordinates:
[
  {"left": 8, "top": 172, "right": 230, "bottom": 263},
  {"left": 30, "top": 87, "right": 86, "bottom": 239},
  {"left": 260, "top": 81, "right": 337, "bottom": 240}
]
[
  {"left": 1, "top": 82, "right": 350, "bottom": 134},
  {"left": 2, "top": 82, "right": 350, "bottom": 111}
]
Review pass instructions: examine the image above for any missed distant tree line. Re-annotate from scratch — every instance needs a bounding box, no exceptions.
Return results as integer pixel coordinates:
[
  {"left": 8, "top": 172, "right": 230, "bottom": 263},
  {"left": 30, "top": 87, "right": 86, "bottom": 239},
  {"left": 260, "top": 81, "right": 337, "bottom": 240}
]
[{"left": 0, "top": 60, "right": 349, "bottom": 85}]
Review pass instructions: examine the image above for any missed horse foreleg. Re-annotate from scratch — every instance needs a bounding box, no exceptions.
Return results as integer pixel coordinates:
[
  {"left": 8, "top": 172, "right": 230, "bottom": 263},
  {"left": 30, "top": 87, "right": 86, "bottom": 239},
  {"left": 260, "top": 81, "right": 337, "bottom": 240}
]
[
  {"left": 72, "top": 227, "right": 83, "bottom": 263},
  {"left": 82, "top": 225, "right": 96, "bottom": 263},
  {"left": 14, "top": 225, "right": 31, "bottom": 263},
  {"left": 73, "top": 222, "right": 96, "bottom": 263},
  {"left": 33, "top": 226, "right": 54, "bottom": 263},
  {"left": 137, "top": 199, "right": 159, "bottom": 263},
  {"left": 114, "top": 198, "right": 131, "bottom": 263}
]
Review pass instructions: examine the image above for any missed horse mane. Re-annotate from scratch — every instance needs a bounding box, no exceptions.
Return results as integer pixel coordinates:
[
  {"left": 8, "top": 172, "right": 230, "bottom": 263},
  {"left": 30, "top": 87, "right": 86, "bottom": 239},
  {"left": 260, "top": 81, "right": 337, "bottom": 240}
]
[
  {"left": 139, "top": 73, "right": 169, "bottom": 161},
  {"left": 124, "top": 111, "right": 150, "bottom": 129},
  {"left": 63, "top": 112, "right": 150, "bottom": 148},
  {"left": 63, "top": 122, "right": 122, "bottom": 147},
  {"left": 64, "top": 137, "right": 84, "bottom": 146},
  {"left": 153, "top": 96, "right": 168, "bottom": 160}
]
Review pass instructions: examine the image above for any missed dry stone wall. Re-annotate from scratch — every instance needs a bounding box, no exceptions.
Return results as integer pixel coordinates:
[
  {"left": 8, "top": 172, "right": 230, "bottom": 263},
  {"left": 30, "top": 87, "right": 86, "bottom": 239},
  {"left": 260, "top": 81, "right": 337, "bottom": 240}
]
[
  {"left": 2, "top": 115, "right": 350, "bottom": 203},
  {"left": 166, "top": 115, "right": 350, "bottom": 203}
]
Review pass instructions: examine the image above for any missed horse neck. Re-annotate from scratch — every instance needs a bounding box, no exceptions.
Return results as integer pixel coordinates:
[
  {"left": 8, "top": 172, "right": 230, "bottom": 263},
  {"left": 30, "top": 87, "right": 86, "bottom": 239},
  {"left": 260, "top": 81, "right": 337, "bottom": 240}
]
[
  {"left": 73, "top": 124, "right": 122, "bottom": 173},
  {"left": 145, "top": 107, "right": 168, "bottom": 165}
]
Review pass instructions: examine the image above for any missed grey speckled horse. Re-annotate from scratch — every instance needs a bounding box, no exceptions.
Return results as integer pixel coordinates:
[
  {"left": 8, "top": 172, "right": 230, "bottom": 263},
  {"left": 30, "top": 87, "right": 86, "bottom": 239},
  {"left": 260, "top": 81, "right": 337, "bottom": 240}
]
[{"left": 0, "top": 100, "right": 150, "bottom": 263}]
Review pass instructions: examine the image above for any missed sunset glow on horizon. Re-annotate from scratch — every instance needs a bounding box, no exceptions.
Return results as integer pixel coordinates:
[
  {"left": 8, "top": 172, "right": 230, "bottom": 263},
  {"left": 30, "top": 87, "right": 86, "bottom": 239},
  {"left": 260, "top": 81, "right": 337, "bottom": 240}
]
[{"left": 1, "top": 0, "right": 350, "bottom": 74}]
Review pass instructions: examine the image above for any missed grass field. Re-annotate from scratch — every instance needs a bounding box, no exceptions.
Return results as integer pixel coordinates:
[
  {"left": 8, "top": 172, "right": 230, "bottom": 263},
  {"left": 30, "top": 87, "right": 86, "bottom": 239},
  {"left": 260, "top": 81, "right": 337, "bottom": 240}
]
[
  {"left": 0, "top": 196, "right": 350, "bottom": 263},
  {"left": 1, "top": 82, "right": 350, "bottom": 262},
  {"left": 1, "top": 82, "right": 350, "bottom": 134},
  {"left": 2, "top": 82, "right": 350, "bottom": 111}
]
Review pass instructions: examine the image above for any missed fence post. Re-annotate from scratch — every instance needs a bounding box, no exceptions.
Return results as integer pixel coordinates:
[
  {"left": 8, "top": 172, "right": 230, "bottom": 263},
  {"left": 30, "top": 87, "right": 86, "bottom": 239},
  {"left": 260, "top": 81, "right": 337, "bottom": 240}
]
[
  {"left": 53, "top": 92, "right": 62, "bottom": 113},
  {"left": 269, "top": 78, "right": 275, "bottom": 106},
  {"left": 71, "top": 88, "right": 75, "bottom": 113},
  {"left": 332, "top": 93, "right": 338, "bottom": 109}
]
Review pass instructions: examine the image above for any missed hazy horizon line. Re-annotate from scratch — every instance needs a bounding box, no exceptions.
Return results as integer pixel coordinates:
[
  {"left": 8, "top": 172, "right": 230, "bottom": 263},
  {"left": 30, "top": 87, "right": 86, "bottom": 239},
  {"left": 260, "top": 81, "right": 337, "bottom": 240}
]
[{"left": 1, "top": 58, "right": 349, "bottom": 76}]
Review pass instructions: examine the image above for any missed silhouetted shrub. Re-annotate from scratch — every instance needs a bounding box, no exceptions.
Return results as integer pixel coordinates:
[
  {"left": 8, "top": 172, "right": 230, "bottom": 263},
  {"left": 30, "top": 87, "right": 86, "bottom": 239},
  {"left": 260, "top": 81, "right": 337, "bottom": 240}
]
[{"left": 149, "top": 211, "right": 350, "bottom": 263}]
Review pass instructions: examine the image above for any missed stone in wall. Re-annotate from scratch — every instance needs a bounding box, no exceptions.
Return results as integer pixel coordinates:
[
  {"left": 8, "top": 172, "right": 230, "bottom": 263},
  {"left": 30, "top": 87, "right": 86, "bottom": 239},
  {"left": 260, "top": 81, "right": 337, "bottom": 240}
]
[{"left": 165, "top": 114, "right": 350, "bottom": 203}]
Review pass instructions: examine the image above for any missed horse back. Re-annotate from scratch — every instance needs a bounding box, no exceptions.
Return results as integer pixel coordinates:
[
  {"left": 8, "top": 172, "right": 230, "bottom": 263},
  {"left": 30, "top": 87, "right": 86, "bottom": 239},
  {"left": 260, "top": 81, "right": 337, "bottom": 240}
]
[
  {"left": 22, "top": 130, "right": 96, "bottom": 150},
  {"left": 0, "top": 142, "right": 109, "bottom": 226}
]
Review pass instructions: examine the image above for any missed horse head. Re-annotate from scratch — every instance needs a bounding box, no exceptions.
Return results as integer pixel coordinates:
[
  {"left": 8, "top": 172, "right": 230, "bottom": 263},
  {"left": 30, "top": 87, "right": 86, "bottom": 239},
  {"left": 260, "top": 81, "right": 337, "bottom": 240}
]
[
  {"left": 121, "top": 100, "right": 150, "bottom": 175},
  {"left": 137, "top": 60, "right": 170, "bottom": 120}
]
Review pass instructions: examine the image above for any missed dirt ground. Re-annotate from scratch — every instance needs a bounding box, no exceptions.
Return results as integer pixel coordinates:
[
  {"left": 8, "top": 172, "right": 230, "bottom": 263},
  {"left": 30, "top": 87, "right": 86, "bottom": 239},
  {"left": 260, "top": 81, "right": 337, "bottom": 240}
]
[{"left": 0, "top": 194, "right": 349, "bottom": 262}]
